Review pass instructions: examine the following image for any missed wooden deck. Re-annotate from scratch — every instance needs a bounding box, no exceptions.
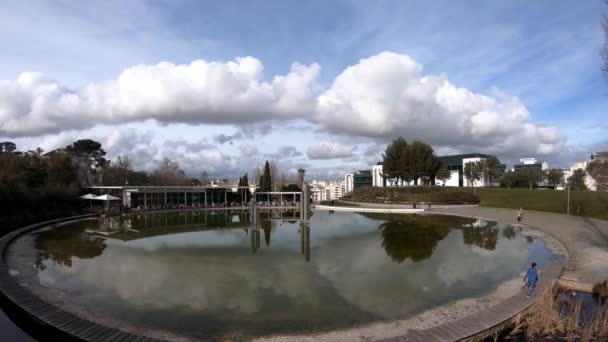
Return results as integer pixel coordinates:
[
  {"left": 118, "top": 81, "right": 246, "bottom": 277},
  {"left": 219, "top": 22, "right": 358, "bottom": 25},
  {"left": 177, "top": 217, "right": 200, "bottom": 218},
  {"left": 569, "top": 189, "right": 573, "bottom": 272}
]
[
  {"left": 380, "top": 260, "right": 564, "bottom": 342},
  {"left": 0, "top": 215, "right": 169, "bottom": 342}
]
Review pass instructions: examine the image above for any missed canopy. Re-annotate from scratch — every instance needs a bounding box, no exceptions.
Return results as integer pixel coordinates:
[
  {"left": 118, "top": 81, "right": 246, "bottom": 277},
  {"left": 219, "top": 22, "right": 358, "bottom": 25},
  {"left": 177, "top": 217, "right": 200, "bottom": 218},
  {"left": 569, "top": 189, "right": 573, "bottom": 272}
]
[
  {"left": 79, "top": 193, "right": 98, "bottom": 200},
  {"left": 94, "top": 194, "right": 121, "bottom": 201}
]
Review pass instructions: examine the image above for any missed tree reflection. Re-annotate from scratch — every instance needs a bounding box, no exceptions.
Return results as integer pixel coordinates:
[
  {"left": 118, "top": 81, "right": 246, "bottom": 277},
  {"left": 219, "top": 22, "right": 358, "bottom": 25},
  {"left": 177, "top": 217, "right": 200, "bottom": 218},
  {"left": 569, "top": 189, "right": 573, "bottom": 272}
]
[
  {"left": 262, "top": 220, "right": 272, "bottom": 247},
  {"left": 462, "top": 225, "right": 499, "bottom": 250},
  {"left": 502, "top": 226, "right": 517, "bottom": 240},
  {"left": 379, "top": 216, "right": 451, "bottom": 263},
  {"left": 33, "top": 226, "right": 107, "bottom": 270}
]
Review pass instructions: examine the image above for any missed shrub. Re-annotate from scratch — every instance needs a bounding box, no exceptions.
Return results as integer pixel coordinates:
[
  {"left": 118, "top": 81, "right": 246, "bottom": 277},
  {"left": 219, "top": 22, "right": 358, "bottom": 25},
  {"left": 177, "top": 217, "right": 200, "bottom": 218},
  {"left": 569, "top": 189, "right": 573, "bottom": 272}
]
[{"left": 342, "top": 186, "right": 480, "bottom": 205}]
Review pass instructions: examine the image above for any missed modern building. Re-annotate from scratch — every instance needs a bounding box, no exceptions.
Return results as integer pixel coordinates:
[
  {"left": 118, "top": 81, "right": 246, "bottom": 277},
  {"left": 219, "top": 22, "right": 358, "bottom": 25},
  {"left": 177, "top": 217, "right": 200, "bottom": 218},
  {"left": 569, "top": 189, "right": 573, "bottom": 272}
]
[
  {"left": 353, "top": 170, "right": 373, "bottom": 189},
  {"left": 436, "top": 153, "right": 504, "bottom": 187},
  {"left": 372, "top": 163, "right": 385, "bottom": 187},
  {"left": 344, "top": 173, "right": 354, "bottom": 193},
  {"left": 513, "top": 158, "right": 548, "bottom": 173},
  {"left": 310, "top": 187, "right": 326, "bottom": 202},
  {"left": 363, "top": 153, "right": 503, "bottom": 188},
  {"left": 592, "top": 151, "right": 608, "bottom": 161}
]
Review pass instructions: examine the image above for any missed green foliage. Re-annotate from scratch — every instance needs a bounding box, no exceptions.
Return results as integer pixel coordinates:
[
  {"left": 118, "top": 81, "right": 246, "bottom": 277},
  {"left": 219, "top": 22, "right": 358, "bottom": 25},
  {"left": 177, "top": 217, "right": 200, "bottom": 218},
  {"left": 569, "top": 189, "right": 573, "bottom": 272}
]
[
  {"left": 381, "top": 137, "right": 440, "bottom": 185},
  {"left": 280, "top": 183, "right": 301, "bottom": 192},
  {"left": 545, "top": 169, "right": 564, "bottom": 188},
  {"left": 47, "top": 152, "right": 78, "bottom": 187},
  {"left": 587, "top": 160, "right": 608, "bottom": 191},
  {"left": 464, "top": 161, "right": 482, "bottom": 187},
  {"left": 342, "top": 186, "right": 480, "bottom": 204},
  {"left": 568, "top": 169, "right": 588, "bottom": 191},
  {"left": 435, "top": 166, "right": 451, "bottom": 185},
  {"left": 382, "top": 137, "right": 409, "bottom": 183},
  {"left": 259, "top": 160, "right": 272, "bottom": 192}
]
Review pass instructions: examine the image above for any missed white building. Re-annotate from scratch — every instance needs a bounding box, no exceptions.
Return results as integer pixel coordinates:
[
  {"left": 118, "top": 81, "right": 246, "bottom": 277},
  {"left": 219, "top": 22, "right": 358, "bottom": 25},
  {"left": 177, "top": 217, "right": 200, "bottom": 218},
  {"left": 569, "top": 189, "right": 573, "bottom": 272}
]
[
  {"left": 369, "top": 153, "right": 502, "bottom": 188},
  {"left": 344, "top": 174, "right": 353, "bottom": 193},
  {"left": 569, "top": 161, "right": 597, "bottom": 191},
  {"left": 310, "top": 187, "right": 325, "bottom": 202}
]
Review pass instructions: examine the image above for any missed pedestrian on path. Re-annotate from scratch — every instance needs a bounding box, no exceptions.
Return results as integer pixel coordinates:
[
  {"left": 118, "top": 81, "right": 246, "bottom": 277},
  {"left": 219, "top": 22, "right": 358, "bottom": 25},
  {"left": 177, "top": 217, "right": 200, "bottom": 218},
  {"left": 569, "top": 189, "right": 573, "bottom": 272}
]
[
  {"left": 517, "top": 207, "right": 523, "bottom": 222},
  {"left": 523, "top": 262, "right": 538, "bottom": 297}
]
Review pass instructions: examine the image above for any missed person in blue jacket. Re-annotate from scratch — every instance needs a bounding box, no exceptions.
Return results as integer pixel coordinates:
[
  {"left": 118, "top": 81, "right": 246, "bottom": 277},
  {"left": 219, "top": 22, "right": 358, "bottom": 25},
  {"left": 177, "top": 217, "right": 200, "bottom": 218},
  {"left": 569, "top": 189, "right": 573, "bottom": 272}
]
[{"left": 523, "top": 262, "right": 539, "bottom": 297}]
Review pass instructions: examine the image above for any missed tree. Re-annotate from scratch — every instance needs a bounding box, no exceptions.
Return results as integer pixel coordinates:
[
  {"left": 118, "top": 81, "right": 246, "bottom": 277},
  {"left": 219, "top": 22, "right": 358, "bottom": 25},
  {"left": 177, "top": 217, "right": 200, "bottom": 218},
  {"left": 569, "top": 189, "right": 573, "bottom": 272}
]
[
  {"left": 199, "top": 170, "right": 210, "bottom": 186},
  {"left": 408, "top": 140, "right": 440, "bottom": 185},
  {"left": 258, "top": 161, "right": 272, "bottom": 192},
  {"left": 546, "top": 169, "right": 564, "bottom": 189},
  {"left": 501, "top": 170, "right": 516, "bottom": 189},
  {"left": 480, "top": 157, "right": 500, "bottom": 185},
  {"left": 382, "top": 137, "right": 409, "bottom": 185},
  {"left": 0, "top": 141, "right": 16, "bottom": 154},
  {"left": 521, "top": 168, "right": 543, "bottom": 189},
  {"left": 435, "top": 166, "right": 451, "bottom": 186},
  {"left": 280, "top": 183, "right": 302, "bottom": 192},
  {"left": 150, "top": 157, "right": 186, "bottom": 185},
  {"left": 464, "top": 161, "right": 482, "bottom": 188},
  {"left": 47, "top": 152, "right": 78, "bottom": 187},
  {"left": 587, "top": 160, "right": 608, "bottom": 191},
  {"left": 568, "top": 169, "right": 588, "bottom": 191},
  {"left": 65, "top": 139, "right": 107, "bottom": 186}
]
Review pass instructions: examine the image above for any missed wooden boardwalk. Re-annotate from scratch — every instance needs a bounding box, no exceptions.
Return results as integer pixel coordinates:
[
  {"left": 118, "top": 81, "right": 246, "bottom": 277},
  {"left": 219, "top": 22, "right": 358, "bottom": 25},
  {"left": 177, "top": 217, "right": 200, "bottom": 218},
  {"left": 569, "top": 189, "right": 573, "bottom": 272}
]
[{"left": 380, "top": 260, "right": 564, "bottom": 342}]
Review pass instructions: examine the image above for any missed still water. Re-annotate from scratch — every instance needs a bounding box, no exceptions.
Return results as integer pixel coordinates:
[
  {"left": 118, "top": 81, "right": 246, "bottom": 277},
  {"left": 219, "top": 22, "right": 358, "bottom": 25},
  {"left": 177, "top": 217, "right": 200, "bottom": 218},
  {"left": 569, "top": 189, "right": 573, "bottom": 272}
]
[{"left": 17, "top": 210, "right": 552, "bottom": 339}]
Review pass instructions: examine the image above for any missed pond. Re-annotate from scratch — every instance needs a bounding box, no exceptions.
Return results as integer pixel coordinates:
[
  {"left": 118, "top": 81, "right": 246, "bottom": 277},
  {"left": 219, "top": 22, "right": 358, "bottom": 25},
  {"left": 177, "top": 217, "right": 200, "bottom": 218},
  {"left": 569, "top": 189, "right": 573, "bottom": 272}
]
[{"left": 8, "top": 210, "right": 553, "bottom": 340}]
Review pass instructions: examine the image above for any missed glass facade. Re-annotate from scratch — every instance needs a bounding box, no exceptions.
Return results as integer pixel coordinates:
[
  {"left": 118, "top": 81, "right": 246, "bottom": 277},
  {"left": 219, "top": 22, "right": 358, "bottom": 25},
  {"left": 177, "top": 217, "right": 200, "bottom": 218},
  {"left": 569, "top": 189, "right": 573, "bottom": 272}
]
[{"left": 353, "top": 170, "right": 373, "bottom": 189}]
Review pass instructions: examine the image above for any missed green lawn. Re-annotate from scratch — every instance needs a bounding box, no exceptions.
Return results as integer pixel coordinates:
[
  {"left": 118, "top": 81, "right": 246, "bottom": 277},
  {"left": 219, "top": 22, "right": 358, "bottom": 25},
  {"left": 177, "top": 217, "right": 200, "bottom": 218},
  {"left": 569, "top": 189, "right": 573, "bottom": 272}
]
[{"left": 454, "top": 187, "right": 608, "bottom": 221}]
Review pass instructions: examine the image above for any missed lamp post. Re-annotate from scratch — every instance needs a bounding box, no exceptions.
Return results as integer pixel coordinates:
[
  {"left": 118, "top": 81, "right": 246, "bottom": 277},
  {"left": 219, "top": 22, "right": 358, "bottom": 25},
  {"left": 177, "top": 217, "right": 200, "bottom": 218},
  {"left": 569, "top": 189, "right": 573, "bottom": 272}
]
[{"left": 567, "top": 185, "right": 570, "bottom": 216}]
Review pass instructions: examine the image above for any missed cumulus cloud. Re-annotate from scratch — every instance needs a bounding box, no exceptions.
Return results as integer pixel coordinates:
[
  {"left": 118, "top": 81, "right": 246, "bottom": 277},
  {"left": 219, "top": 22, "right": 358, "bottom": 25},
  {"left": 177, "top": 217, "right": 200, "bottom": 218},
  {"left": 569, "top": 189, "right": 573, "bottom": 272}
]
[
  {"left": 239, "top": 143, "right": 258, "bottom": 157},
  {"left": 0, "top": 58, "right": 320, "bottom": 137},
  {"left": 307, "top": 140, "right": 355, "bottom": 159},
  {"left": 315, "top": 52, "right": 563, "bottom": 157},
  {"left": 265, "top": 145, "right": 302, "bottom": 159},
  {"left": 1, "top": 52, "right": 564, "bottom": 161}
]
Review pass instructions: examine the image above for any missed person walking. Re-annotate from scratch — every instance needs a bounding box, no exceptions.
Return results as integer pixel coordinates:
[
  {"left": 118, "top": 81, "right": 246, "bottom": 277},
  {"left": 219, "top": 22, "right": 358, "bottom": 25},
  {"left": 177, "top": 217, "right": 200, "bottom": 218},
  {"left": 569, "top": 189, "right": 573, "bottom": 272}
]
[
  {"left": 523, "top": 262, "right": 539, "bottom": 297},
  {"left": 517, "top": 207, "right": 523, "bottom": 222}
]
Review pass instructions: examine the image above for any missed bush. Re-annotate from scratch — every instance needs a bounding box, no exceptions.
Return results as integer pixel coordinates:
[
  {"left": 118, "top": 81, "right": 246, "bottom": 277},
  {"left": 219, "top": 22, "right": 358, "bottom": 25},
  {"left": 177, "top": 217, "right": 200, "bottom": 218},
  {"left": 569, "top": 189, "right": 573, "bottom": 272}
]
[
  {"left": 342, "top": 186, "right": 480, "bottom": 205},
  {"left": 0, "top": 182, "right": 84, "bottom": 235}
]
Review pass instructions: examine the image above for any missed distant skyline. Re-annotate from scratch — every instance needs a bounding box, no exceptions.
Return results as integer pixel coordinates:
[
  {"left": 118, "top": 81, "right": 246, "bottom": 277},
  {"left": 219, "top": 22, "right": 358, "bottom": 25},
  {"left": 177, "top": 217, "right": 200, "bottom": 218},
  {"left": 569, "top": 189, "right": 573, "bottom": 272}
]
[{"left": 1, "top": 0, "right": 607, "bottom": 179}]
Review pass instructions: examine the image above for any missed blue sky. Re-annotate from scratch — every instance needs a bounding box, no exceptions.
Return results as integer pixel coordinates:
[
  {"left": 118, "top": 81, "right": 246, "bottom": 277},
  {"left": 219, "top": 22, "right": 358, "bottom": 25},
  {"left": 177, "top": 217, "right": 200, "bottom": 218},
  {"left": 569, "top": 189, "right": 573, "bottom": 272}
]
[{"left": 1, "top": 0, "right": 606, "bottom": 179}]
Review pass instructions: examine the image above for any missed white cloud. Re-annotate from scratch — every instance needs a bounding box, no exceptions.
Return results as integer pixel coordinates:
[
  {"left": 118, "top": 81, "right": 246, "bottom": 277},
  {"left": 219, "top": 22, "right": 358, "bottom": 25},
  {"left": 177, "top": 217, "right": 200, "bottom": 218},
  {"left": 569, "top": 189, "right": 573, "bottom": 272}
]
[
  {"left": 315, "top": 52, "right": 563, "bottom": 157},
  {"left": 239, "top": 143, "right": 258, "bottom": 157},
  {"left": 0, "top": 58, "right": 320, "bottom": 137},
  {"left": 1, "top": 52, "right": 564, "bottom": 165},
  {"left": 307, "top": 140, "right": 355, "bottom": 159}
]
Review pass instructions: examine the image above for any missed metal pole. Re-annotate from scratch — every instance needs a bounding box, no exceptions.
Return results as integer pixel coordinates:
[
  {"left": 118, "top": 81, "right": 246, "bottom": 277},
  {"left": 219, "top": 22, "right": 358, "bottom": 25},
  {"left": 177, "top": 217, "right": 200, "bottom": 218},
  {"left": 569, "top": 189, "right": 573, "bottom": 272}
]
[
  {"left": 567, "top": 186, "right": 570, "bottom": 216},
  {"left": 144, "top": 192, "right": 147, "bottom": 210},
  {"left": 164, "top": 192, "right": 167, "bottom": 206},
  {"left": 205, "top": 189, "right": 207, "bottom": 206}
]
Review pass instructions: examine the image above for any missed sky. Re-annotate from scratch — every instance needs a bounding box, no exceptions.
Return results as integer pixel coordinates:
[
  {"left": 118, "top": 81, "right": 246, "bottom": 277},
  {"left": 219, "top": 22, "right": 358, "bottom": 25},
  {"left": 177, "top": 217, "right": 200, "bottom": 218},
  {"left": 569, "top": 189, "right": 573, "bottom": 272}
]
[{"left": 1, "top": 0, "right": 607, "bottom": 179}]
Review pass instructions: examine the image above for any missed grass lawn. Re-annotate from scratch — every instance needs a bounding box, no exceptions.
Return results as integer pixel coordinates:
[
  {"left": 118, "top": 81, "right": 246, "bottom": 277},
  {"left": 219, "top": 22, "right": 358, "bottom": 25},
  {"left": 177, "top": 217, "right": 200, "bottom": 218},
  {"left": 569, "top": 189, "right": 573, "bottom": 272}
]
[{"left": 451, "top": 187, "right": 608, "bottom": 221}]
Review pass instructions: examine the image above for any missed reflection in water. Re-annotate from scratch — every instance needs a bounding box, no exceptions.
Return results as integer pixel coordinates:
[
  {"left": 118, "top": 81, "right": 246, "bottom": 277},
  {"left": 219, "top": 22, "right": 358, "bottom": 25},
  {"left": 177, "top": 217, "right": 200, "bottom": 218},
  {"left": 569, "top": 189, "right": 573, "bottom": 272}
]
[
  {"left": 462, "top": 225, "right": 499, "bottom": 251},
  {"left": 380, "top": 220, "right": 450, "bottom": 263},
  {"left": 22, "top": 210, "right": 554, "bottom": 340},
  {"left": 33, "top": 225, "right": 107, "bottom": 270}
]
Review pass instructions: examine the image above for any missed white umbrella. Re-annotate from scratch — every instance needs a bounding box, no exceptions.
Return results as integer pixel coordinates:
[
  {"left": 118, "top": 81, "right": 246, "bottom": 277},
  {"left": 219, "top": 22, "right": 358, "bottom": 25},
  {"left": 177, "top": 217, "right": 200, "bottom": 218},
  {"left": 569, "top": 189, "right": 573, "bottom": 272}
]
[
  {"left": 93, "top": 194, "right": 120, "bottom": 201},
  {"left": 94, "top": 194, "right": 121, "bottom": 210},
  {"left": 80, "top": 193, "right": 97, "bottom": 207}
]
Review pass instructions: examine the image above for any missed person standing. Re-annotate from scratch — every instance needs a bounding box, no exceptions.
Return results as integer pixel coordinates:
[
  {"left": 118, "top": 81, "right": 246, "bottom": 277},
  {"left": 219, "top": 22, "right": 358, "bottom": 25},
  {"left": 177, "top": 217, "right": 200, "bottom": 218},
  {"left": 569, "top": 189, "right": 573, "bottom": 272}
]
[
  {"left": 517, "top": 208, "right": 523, "bottom": 222},
  {"left": 523, "top": 262, "right": 539, "bottom": 297}
]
